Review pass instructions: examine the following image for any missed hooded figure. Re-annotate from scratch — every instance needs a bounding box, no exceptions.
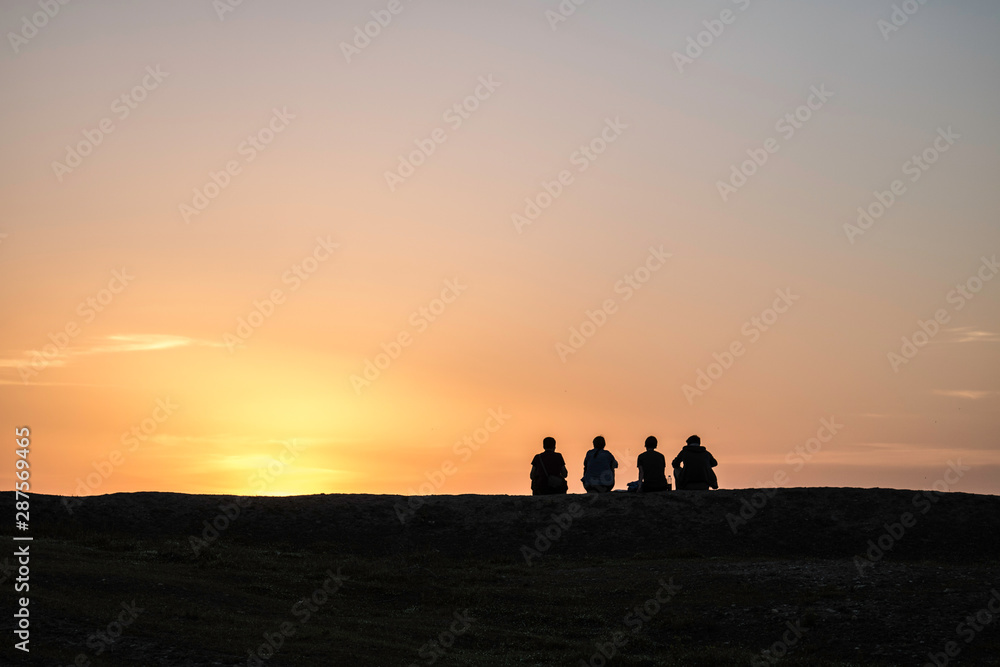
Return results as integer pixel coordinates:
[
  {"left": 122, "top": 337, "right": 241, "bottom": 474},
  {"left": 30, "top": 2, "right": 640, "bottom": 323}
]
[{"left": 672, "top": 435, "right": 718, "bottom": 490}]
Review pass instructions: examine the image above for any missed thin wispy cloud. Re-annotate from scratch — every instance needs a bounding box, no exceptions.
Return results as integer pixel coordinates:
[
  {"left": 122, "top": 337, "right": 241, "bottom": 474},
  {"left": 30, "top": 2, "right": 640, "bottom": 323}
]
[
  {"left": 0, "top": 379, "right": 126, "bottom": 387},
  {"left": 724, "top": 444, "right": 1000, "bottom": 467},
  {"left": 0, "top": 357, "right": 68, "bottom": 369},
  {"left": 150, "top": 434, "right": 337, "bottom": 450},
  {"left": 945, "top": 327, "right": 1000, "bottom": 344},
  {"left": 0, "top": 334, "right": 223, "bottom": 371},
  {"left": 849, "top": 413, "right": 920, "bottom": 420},
  {"left": 819, "top": 443, "right": 1000, "bottom": 466},
  {"left": 87, "top": 334, "right": 221, "bottom": 354},
  {"left": 932, "top": 390, "right": 998, "bottom": 400}
]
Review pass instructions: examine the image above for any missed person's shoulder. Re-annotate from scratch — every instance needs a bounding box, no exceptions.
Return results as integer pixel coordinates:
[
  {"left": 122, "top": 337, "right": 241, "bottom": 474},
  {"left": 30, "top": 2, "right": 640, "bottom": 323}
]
[
  {"left": 554, "top": 451, "right": 565, "bottom": 462},
  {"left": 531, "top": 453, "right": 541, "bottom": 463}
]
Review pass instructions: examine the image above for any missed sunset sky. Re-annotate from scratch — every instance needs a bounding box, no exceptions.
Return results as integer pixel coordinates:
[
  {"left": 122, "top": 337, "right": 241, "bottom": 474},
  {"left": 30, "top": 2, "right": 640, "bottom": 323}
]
[{"left": 2, "top": 0, "right": 998, "bottom": 498}]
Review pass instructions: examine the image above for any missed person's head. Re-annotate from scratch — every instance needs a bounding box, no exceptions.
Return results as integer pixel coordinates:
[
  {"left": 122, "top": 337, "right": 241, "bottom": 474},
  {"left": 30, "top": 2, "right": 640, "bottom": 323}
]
[
  {"left": 592, "top": 435, "right": 606, "bottom": 450},
  {"left": 645, "top": 436, "right": 657, "bottom": 450},
  {"left": 542, "top": 436, "right": 556, "bottom": 451},
  {"left": 686, "top": 434, "right": 701, "bottom": 446}
]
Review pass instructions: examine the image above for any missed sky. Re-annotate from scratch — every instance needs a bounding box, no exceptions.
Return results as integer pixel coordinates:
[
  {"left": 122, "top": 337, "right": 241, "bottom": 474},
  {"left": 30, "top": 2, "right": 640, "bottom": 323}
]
[{"left": 1, "top": 0, "right": 998, "bottom": 498}]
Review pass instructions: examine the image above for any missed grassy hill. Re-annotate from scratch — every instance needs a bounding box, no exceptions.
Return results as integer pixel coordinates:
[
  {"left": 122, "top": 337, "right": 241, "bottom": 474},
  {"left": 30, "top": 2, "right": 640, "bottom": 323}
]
[{"left": 3, "top": 488, "right": 999, "bottom": 666}]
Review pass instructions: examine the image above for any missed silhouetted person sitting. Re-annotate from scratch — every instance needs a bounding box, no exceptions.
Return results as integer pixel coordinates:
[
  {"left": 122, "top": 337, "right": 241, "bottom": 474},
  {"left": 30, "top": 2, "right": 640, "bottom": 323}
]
[
  {"left": 672, "top": 435, "right": 718, "bottom": 490},
  {"left": 637, "top": 436, "right": 670, "bottom": 492},
  {"left": 582, "top": 436, "right": 618, "bottom": 493},
  {"left": 530, "top": 437, "right": 568, "bottom": 495}
]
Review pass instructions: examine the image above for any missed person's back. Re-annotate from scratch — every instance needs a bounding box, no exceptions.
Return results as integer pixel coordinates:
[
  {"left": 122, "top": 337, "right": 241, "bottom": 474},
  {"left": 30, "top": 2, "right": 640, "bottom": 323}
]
[
  {"left": 582, "top": 436, "right": 618, "bottom": 492},
  {"left": 672, "top": 435, "right": 718, "bottom": 490},
  {"left": 637, "top": 436, "right": 669, "bottom": 492},
  {"left": 531, "top": 437, "right": 568, "bottom": 495}
]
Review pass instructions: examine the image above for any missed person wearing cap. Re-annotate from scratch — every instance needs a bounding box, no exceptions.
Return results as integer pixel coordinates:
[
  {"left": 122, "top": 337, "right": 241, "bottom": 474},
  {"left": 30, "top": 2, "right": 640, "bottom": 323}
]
[
  {"left": 671, "top": 435, "right": 718, "bottom": 490},
  {"left": 637, "top": 436, "right": 670, "bottom": 492},
  {"left": 582, "top": 435, "right": 618, "bottom": 493}
]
